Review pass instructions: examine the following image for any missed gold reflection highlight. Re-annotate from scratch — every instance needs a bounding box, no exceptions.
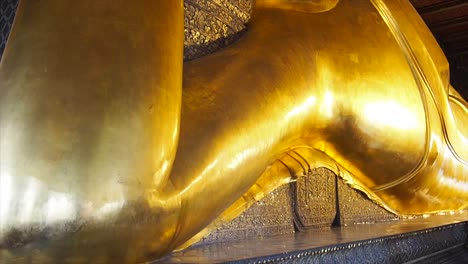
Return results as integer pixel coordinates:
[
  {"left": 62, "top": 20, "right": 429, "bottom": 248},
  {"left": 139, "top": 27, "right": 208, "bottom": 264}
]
[{"left": 0, "top": 0, "right": 467, "bottom": 262}]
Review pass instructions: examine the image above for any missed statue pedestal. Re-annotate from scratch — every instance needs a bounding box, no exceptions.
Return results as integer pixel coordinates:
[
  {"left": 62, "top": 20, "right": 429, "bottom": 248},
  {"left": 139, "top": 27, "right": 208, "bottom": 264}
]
[{"left": 160, "top": 213, "right": 468, "bottom": 263}]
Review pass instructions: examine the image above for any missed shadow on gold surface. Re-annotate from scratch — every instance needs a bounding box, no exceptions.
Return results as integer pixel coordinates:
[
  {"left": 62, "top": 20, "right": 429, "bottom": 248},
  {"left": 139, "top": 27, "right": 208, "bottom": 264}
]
[{"left": 0, "top": 0, "right": 467, "bottom": 262}]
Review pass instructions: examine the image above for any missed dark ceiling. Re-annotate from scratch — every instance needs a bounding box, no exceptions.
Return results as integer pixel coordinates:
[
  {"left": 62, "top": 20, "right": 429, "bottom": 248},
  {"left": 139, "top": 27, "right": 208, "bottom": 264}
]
[
  {"left": 411, "top": 0, "right": 468, "bottom": 57},
  {"left": 410, "top": 0, "right": 468, "bottom": 99}
]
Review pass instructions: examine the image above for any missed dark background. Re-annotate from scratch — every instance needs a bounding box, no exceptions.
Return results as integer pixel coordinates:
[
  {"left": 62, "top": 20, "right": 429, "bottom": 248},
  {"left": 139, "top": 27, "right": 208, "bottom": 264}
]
[{"left": 410, "top": 0, "right": 468, "bottom": 99}]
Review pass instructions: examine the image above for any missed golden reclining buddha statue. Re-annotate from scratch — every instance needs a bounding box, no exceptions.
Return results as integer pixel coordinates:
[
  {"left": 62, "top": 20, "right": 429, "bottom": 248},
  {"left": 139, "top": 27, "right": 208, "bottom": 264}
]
[{"left": 0, "top": 0, "right": 467, "bottom": 262}]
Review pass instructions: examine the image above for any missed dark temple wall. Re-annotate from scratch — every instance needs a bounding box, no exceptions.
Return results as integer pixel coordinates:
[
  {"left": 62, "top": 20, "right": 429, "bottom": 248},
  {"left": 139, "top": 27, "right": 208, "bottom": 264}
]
[
  {"left": 449, "top": 55, "right": 468, "bottom": 100},
  {"left": 0, "top": 0, "right": 18, "bottom": 61}
]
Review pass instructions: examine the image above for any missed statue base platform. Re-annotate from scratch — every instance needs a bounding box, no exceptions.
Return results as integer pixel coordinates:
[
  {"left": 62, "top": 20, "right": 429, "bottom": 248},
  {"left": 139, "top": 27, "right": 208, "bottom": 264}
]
[{"left": 158, "top": 213, "right": 468, "bottom": 263}]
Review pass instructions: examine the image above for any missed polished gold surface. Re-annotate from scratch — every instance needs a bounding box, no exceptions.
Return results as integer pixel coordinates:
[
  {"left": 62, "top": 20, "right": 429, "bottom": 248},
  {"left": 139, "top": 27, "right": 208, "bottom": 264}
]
[
  {"left": 0, "top": 0, "right": 467, "bottom": 262},
  {"left": 0, "top": 0, "right": 184, "bottom": 261}
]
